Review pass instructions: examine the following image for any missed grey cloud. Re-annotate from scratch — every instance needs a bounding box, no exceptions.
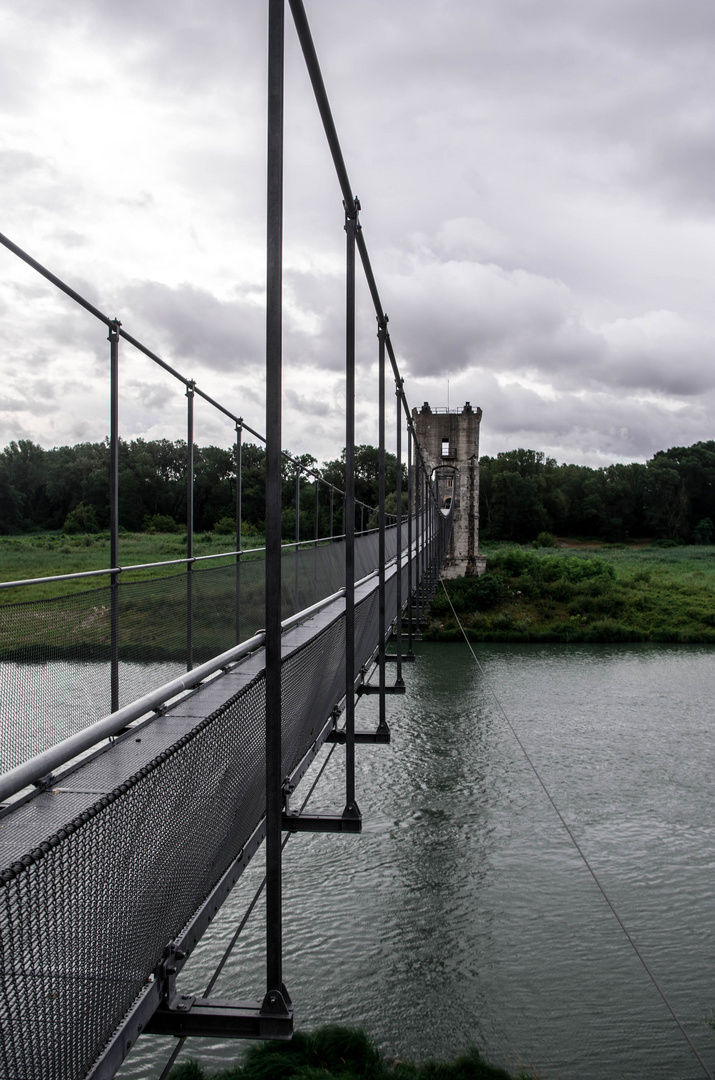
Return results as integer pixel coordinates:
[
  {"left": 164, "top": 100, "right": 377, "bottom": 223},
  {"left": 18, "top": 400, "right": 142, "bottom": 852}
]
[{"left": 119, "top": 281, "right": 265, "bottom": 375}]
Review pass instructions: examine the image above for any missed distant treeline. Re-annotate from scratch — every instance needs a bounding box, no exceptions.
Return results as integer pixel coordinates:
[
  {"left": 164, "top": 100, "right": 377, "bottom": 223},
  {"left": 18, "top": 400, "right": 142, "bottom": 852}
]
[
  {"left": 479, "top": 442, "right": 715, "bottom": 543},
  {"left": 0, "top": 439, "right": 402, "bottom": 538},
  {"left": 1, "top": 436, "right": 714, "bottom": 542}
]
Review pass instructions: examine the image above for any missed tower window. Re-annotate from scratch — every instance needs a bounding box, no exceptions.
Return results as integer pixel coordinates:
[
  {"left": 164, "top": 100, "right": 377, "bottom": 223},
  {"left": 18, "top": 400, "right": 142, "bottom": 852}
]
[{"left": 441, "top": 438, "right": 450, "bottom": 458}]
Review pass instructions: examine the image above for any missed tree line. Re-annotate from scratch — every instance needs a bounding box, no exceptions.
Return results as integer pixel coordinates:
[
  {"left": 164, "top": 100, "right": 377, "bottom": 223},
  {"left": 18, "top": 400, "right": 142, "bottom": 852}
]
[
  {"left": 479, "top": 442, "right": 715, "bottom": 543},
  {"left": 1, "top": 436, "right": 714, "bottom": 543},
  {"left": 0, "top": 438, "right": 403, "bottom": 539}
]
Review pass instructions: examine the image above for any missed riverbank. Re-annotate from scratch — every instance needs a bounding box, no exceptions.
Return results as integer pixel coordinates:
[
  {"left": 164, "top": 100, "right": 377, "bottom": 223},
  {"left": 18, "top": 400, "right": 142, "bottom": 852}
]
[
  {"left": 425, "top": 541, "right": 715, "bottom": 643},
  {"left": 166, "top": 1025, "right": 535, "bottom": 1079}
]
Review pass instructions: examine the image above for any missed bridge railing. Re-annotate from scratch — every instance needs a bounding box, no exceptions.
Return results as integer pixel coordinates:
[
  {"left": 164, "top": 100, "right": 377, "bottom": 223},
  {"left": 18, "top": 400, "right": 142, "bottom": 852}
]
[{"left": 0, "top": 517, "right": 423, "bottom": 781}]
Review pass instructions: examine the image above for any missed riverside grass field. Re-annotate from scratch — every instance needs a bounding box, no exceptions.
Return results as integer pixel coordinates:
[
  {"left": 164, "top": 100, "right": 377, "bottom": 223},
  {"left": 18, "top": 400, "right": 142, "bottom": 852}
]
[
  {"left": 427, "top": 540, "right": 715, "bottom": 644},
  {"left": 1, "top": 531, "right": 715, "bottom": 644},
  {"left": 0, "top": 530, "right": 268, "bottom": 603}
]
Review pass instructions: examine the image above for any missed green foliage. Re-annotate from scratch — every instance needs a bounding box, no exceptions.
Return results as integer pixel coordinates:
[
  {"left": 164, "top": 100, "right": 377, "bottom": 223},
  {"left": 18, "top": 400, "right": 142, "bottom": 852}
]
[
  {"left": 63, "top": 501, "right": 98, "bottom": 534},
  {"left": 532, "top": 532, "right": 558, "bottom": 548},
  {"left": 694, "top": 517, "right": 715, "bottom": 543},
  {"left": 428, "top": 543, "right": 715, "bottom": 644},
  {"left": 143, "top": 513, "right": 180, "bottom": 533},
  {"left": 213, "top": 516, "right": 236, "bottom": 535},
  {"left": 479, "top": 440, "right": 715, "bottom": 544},
  {"left": 166, "top": 1025, "right": 527, "bottom": 1080}
]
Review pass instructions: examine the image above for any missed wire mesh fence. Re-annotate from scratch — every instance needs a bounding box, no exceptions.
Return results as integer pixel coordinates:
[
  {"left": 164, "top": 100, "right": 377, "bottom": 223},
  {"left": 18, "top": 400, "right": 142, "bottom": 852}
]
[{"left": 0, "top": 525, "right": 411, "bottom": 777}]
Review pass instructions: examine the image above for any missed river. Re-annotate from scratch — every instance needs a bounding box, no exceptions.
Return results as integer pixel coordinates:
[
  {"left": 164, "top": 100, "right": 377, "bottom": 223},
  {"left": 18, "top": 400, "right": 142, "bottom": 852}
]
[{"left": 106, "top": 642, "right": 714, "bottom": 1078}]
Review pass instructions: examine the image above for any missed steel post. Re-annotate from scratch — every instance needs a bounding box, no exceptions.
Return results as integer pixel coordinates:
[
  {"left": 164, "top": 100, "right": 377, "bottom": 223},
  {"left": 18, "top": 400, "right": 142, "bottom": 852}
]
[
  {"left": 235, "top": 422, "right": 243, "bottom": 645},
  {"left": 294, "top": 466, "right": 300, "bottom": 609},
  {"left": 394, "top": 375, "right": 403, "bottom": 685},
  {"left": 265, "top": 0, "right": 288, "bottom": 1011},
  {"left": 377, "top": 319, "right": 387, "bottom": 731},
  {"left": 186, "top": 382, "right": 195, "bottom": 673},
  {"left": 406, "top": 423, "right": 414, "bottom": 656},
  {"left": 344, "top": 204, "right": 358, "bottom": 818},
  {"left": 108, "top": 319, "right": 120, "bottom": 713}
]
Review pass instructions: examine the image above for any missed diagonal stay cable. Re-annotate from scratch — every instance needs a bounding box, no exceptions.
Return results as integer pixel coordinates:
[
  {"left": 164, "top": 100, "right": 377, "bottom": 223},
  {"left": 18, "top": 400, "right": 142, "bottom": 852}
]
[
  {"left": 158, "top": 742, "right": 339, "bottom": 1080},
  {"left": 439, "top": 579, "right": 714, "bottom": 1080}
]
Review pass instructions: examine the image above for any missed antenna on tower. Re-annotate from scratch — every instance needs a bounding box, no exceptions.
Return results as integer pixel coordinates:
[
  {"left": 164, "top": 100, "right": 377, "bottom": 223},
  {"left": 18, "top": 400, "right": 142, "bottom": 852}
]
[{"left": 447, "top": 378, "right": 450, "bottom": 411}]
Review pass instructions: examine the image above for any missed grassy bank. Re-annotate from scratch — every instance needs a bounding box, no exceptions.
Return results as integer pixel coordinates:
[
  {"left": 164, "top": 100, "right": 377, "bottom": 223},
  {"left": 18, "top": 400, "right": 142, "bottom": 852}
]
[
  {"left": 166, "top": 1025, "right": 535, "bottom": 1079},
  {"left": 426, "top": 541, "right": 715, "bottom": 644}
]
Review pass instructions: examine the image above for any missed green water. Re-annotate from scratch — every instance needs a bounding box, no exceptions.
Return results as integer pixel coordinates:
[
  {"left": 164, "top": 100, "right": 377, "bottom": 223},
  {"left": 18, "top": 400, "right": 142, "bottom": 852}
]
[{"left": 119, "top": 643, "right": 715, "bottom": 1080}]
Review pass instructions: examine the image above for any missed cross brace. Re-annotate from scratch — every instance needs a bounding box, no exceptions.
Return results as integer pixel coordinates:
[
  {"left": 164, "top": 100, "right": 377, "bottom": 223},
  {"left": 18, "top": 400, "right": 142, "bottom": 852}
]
[
  {"left": 145, "top": 993, "right": 293, "bottom": 1040},
  {"left": 281, "top": 810, "right": 362, "bottom": 833},
  {"left": 326, "top": 725, "right": 390, "bottom": 744},
  {"left": 357, "top": 683, "right": 405, "bottom": 695}
]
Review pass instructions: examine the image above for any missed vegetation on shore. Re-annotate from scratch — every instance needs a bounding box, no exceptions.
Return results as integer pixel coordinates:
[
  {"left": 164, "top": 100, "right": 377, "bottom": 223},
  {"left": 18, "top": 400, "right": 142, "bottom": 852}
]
[
  {"left": 3, "top": 435, "right": 715, "bottom": 546},
  {"left": 166, "top": 1025, "right": 536, "bottom": 1080},
  {"left": 425, "top": 541, "right": 715, "bottom": 644}
]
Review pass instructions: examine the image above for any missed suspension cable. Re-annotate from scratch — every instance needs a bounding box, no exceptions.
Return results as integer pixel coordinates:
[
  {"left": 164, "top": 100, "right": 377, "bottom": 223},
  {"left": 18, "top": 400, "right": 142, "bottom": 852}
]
[
  {"left": 439, "top": 579, "right": 714, "bottom": 1080},
  {"left": 157, "top": 742, "right": 339, "bottom": 1079}
]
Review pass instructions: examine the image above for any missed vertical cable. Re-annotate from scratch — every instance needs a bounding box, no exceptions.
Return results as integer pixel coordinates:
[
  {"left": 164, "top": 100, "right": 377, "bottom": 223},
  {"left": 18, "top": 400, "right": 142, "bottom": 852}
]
[
  {"left": 235, "top": 422, "right": 243, "bottom": 645},
  {"left": 377, "top": 319, "right": 387, "bottom": 730},
  {"left": 294, "top": 465, "right": 300, "bottom": 610},
  {"left": 394, "top": 375, "right": 404, "bottom": 685},
  {"left": 108, "top": 319, "right": 120, "bottom": 713},
  {"left": 186, "top": 381, "right": 195, "bottom": 673},
  {"left": 406, "top": 421, "right": 414, "bottom": 657}
]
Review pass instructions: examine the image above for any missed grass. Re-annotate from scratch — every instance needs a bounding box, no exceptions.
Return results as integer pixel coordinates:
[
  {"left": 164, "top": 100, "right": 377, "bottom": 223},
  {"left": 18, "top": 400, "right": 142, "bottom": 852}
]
[
  {"left": 426, "top": 540, "right": 715, "bottom": 644},
  {"left": 0, "top": 530, "right": 268, "bottom": 604},
  {"left": 165, "top": 1025, "right": 536, "bottom": 1080}
]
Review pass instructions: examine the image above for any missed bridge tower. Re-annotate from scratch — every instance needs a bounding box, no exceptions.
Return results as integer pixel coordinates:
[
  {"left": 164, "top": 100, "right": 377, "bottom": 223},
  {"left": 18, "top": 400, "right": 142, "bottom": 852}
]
[{"left": 412, "top": 401, "right": 486, "bottom": 578}]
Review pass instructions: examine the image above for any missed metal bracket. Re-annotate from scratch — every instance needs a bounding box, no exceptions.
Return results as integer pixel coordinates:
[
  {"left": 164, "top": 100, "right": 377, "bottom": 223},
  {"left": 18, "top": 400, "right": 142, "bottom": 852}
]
[
  {"left": 145, "top": 943, "right": 293, "bottom": 1040},
  {"left": 282, "top": 808, "right": 362, "bottom": 833},
  {"left": 145, "top": 992, "right": 293, "bottom": 1041},
  {"left": 33, "top": 772, "right": 56, "bottom": 791},
  {"left": 357, "top": 683, "right": 406, "bottom": 696},
  {"left": 326, "top": 724, "right": 390, "bottom": 744}
]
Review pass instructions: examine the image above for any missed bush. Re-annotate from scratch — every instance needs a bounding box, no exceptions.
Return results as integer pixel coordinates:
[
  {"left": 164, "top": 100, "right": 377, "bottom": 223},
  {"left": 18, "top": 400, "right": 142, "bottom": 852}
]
[
  {"left": 63, "top": 502, "right": 98, "bottom": 534},
  {"left": 532, "top": 531, "right": 558, "bottom": 548},
  {"left": 143, "top": 513, "right": 180, "bottom": 533},
  {"left": 213, "top": 516, "right": 235, "bottom": 535},
  {"left": 167, "top": 1024, "right": 523, "bottom": 1079},
  {"left": 693, "top": 518, "right": 715, "bottom": 544}
]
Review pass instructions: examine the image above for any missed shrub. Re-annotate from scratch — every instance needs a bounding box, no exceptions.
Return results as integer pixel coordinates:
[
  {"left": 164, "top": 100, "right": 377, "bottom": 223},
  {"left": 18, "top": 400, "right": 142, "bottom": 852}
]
[
  {"left": 213, "top": 516, "right": 235, "bottom": 535},
  {"left": 143, "top": 513, "right": 180, "bottom": 533},
  {"left": 693, "top": 518, "right": 715, "bottom": 544},
  {"left": 63, "top": 502, "right": 98, "bottom": 534},
  {"left": 532, "top": 531, "right": 558, "bottom": 548}
]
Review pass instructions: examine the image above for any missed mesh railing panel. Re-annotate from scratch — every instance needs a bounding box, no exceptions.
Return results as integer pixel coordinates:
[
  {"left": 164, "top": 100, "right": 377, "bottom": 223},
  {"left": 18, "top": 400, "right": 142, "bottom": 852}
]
[
  {"left": 0, "top": 528, "right": 407, "bottom": 777},
  {"left": 0, "top": 669, "right": 267, "bottom": 1080}
]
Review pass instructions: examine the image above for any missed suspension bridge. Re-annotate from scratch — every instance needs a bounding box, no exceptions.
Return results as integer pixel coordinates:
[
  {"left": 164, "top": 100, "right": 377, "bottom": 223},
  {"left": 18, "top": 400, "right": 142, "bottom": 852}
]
[{"left": 0, "top": 3, "right": 469, "bottom": 1077}]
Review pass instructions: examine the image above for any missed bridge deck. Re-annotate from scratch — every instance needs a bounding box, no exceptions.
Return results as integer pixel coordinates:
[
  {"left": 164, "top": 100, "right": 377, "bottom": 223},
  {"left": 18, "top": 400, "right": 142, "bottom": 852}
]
[{"left": 0, "top": 573, "right": 374, "bottom": 868}]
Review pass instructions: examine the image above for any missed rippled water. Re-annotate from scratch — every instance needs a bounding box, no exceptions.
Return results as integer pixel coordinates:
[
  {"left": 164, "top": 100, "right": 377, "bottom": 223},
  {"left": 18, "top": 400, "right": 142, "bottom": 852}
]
[{"left": 117, "top": 643, "right": 715, "bottom": 1080}]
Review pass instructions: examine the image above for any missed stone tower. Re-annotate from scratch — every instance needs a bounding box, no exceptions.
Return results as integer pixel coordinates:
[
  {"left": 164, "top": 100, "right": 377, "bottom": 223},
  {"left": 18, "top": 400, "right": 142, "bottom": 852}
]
[{"left": 412, "top": 401, "right": 486, "bottom": 579}]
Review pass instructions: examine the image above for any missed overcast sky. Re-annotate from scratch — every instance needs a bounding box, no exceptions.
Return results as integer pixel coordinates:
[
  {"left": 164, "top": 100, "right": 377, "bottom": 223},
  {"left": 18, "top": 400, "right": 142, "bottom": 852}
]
[{"left": 1, "top": 0, "right": 714, "bottom": 467}]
